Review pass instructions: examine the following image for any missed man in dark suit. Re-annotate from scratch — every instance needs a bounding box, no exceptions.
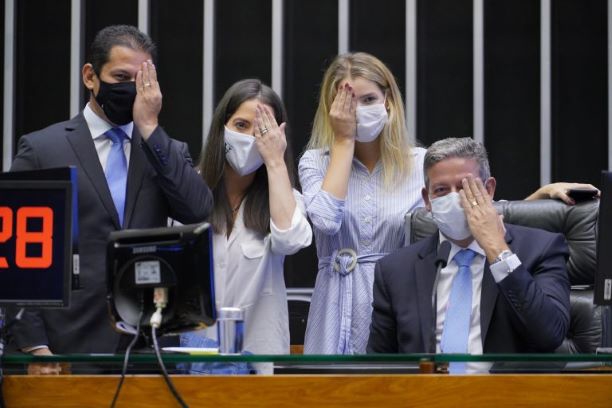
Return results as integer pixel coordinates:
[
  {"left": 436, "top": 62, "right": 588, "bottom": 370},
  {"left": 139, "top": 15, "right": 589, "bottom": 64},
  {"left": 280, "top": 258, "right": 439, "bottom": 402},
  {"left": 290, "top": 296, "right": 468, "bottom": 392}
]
[
  {"left": 9, "top": 25, "right": 213, "bottom": 373},
  {"left": 367, "top": 138, "right": 570, "bottom": 363}
]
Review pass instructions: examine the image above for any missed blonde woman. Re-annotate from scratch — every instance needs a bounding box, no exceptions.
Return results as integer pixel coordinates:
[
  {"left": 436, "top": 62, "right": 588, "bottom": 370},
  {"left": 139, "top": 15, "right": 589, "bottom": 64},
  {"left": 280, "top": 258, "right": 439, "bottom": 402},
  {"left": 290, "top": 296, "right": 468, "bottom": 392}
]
[
  {"left": 299, "top": 52, "right": 424, "bottom": 354},
  {"left": 299, "top": 52, "right": 594, "bottom": 355}
]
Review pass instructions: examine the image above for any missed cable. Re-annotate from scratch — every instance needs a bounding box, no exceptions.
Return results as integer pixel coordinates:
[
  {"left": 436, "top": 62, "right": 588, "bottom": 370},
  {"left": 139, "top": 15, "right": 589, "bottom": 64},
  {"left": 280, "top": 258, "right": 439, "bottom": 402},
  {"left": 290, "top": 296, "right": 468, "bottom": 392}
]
[
  {"left": 148, "top": 287, "right": 188, "bottom": 407},
  {"left": 110, "top": 304, "right": 143, "bottom": 408},
  {"left": 152, "top": 326, "right": 189, "bottom": 408}
]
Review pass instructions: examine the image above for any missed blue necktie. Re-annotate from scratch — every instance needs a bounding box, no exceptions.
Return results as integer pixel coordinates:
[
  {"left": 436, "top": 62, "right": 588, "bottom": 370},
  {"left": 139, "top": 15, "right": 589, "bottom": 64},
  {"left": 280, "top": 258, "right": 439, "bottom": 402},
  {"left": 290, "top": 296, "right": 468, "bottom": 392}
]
[
  {"left": 104, "top": 128, "right": 128, "bottom": 226},
  {"left": 441, "top": 248, "right": 476, "bottom": 373}
]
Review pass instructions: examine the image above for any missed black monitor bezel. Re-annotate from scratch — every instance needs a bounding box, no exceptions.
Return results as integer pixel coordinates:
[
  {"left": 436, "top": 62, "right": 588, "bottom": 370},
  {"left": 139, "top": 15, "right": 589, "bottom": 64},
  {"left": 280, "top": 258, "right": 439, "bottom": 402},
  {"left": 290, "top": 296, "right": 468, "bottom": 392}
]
[
  {"left": 0, "top": 180, "right": 73, "bottom": 307},
  {"left": 595, "top": 171, "right": 612, "bottom": 305},
  {"left": 106, "top": 222, "right": 216, "bottom": 335}
]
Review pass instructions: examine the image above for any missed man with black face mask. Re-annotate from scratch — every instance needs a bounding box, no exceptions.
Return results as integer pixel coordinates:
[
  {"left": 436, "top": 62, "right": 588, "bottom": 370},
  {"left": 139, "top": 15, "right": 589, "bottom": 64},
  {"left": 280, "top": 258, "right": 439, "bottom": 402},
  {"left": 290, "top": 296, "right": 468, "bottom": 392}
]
[{"left": 9, "top": 25, "right": 213, "bottom": 374}]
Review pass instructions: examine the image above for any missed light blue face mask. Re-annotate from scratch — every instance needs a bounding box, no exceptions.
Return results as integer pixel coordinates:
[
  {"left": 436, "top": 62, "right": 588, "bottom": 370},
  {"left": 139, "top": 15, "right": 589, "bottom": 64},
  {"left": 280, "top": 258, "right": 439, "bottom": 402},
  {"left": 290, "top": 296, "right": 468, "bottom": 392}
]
[
  {"left": 430, "top": 192, "right": 472, "bottom": 241},
  {"left": 224, "top": 126, "right": 264, "bottom": 176}
]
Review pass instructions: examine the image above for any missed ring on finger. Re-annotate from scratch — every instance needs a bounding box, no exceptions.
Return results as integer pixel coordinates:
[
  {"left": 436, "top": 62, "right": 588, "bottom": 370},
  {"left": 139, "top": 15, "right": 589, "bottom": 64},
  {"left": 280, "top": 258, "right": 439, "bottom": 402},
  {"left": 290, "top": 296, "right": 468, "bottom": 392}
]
[
  {"left": 260, "top": 127, "right": 269, "bottom": 135},
  {"left": 144, "top": 82, "right": 151, "bottom": 87},
  {"left": 470, "top": 200, "right": 478, "bottom": 207}
]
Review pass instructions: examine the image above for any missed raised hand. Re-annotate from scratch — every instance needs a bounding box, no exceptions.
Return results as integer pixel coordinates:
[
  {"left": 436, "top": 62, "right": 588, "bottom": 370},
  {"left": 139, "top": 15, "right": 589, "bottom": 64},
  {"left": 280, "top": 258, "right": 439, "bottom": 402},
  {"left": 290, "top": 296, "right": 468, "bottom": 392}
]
[
  {"left": 329, "top": 83, "right": 357, "bottom": 142},
  {"left": 459, "top": 175, "right": 509, "bottom": 262},
  {"left": 133, "top": 60, "right": 162, "bottom": 140},
  {"left": 254, "top": 104, "right": 287, "bottom": 169}
]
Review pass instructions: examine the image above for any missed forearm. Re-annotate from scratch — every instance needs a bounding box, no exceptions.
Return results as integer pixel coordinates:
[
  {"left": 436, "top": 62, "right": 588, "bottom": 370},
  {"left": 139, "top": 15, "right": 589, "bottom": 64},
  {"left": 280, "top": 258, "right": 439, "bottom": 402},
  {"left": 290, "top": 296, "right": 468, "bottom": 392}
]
[
  {"left": 321, "top": 139, "right": 354, "bottom": 199},
  {"left": 498, "top": 263, "right": 570, "bottom": 351},
  {"left": 266, "top": 161, "right": 296, "bottom": 230},
  {"left": 141, "top": 127, "right": 213, "bottom": 223}
]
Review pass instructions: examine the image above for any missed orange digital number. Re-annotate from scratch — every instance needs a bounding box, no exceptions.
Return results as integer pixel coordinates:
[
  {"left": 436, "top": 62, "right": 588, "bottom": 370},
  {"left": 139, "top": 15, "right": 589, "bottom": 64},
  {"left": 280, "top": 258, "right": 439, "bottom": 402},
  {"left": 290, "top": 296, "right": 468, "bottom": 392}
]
[
  {"left": 0, "top": 207, "right": 12, "bottom": 268},
  {"left": 15, "top": 207, "right": 53, "bottom": 268}
]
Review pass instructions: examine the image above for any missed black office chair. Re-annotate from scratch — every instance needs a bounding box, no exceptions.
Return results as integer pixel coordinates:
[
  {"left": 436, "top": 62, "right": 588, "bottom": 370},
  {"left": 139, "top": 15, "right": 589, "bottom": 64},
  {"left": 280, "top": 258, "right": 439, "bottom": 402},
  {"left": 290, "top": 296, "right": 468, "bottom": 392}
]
[{"left": 405, "top": 199, "right": 604, "bottom": 353}]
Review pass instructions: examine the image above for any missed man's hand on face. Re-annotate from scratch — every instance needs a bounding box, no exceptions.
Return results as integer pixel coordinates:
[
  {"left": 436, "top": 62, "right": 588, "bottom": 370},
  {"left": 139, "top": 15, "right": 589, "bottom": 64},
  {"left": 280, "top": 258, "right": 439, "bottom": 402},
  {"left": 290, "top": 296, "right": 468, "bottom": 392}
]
[
  {"left": 133, "top": 60, "right": 162, "bottom": 140},
  {"left": 459, "top": 175, "right": 509, "bottom": 263}
]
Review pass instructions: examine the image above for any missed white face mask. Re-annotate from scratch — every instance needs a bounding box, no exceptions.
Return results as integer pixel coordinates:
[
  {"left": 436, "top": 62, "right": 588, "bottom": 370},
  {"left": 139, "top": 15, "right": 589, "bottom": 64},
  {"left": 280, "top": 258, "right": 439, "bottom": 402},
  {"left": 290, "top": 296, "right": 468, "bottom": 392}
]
[
  {"left": 356, "top": 103, "right": 388, "bottom": 143},
  {"left": 224, "top": 126, "right": 264, "bottom": 176},
  {"left": 430, "top": 192, "right": 472, "bottom": 241}
]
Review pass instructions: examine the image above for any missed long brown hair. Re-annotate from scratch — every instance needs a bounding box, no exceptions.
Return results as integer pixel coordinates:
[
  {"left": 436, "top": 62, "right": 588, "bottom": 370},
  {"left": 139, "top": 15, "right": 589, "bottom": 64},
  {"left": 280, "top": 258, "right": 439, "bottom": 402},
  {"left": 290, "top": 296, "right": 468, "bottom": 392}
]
[{"left": 197, "top": 79, "right": 296, "bottom": 235}]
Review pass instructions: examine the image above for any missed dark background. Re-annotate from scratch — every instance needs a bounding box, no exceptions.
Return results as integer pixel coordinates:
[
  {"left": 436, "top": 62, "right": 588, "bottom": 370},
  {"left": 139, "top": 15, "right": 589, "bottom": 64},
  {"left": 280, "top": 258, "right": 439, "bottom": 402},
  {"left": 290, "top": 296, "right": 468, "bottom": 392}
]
[{"left": 2, "top": 0, "right": 608, "bottom": 288}]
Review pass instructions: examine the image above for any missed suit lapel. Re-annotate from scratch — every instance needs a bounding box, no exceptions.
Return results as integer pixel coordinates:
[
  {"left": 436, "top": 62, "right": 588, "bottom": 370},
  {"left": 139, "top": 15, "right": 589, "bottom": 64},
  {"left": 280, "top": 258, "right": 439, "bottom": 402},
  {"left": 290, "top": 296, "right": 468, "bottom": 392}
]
[
  {"left": 65, "top": 114, "right": 121, "bottom": 229},
  {"left": 414, "top": 235, "right": 439, "bottom": 351},
  {"left": 480, "top": 228, "right": 513, "bottom": 343},
  {"left": 123, "top": 130, "right": 147, "bottom": 228}
]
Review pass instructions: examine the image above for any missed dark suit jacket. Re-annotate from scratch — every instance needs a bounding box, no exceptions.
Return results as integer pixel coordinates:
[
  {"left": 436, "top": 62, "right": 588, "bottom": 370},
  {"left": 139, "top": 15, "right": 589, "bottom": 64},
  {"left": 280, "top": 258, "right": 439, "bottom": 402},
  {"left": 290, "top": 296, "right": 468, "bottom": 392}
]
[
  {"left": 367, "top": 224, "right": 571, "bottom": 354},
  {"left": 8, "top": 113, "right": 213, "bottom": 354}
]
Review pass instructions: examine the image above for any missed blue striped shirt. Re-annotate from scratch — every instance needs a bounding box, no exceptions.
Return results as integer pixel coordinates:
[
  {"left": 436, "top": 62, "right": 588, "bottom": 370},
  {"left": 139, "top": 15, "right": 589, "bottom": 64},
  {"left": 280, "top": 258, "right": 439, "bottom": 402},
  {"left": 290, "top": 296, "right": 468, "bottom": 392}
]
[{"left": 299, "top": 147, "right": 426, "bottom": 354}]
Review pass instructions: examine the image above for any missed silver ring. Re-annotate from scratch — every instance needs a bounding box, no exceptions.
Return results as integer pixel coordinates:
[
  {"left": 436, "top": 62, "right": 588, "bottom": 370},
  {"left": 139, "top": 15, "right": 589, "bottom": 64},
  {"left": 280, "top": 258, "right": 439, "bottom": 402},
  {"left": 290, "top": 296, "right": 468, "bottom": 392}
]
[
  {"left": 470, "top": 200, "right": 478, "bottom": 207},
  {"left": 144, "top": 82, "right": 151, "bottom": 87},
  {"left": 260, "top": 127, "right": 269, "bottom": 135}
]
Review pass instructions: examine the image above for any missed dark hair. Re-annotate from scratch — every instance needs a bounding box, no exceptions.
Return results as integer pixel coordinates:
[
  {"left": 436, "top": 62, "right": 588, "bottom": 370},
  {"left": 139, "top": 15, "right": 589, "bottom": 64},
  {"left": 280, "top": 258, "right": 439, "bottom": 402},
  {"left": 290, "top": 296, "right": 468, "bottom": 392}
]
[
  {"left": 88, "top": 25, "right": 157, "bottom": 75},
  {"left": 198, "top": 79, "right": 296, "bottom": 235},
  {"left": 424, "top": 137, "right": 491, "bottom": 187}
]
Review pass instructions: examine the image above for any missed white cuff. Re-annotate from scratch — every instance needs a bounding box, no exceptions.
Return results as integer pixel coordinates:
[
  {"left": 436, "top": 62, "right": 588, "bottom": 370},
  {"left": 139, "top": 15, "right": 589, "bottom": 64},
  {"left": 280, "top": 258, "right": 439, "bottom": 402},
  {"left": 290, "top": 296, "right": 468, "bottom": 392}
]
[{"left": 490, "top": 254, "right": 522, "bottom": 283}]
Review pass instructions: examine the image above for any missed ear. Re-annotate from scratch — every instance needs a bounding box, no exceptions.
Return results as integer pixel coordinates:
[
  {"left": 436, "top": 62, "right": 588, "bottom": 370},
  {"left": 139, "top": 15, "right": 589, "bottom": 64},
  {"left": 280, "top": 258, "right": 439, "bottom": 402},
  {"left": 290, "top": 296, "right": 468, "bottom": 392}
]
[
  {"left": 484, "top": 177, "right": 497, "bottom": 200},
  {"left": 422, "top": 187, "right": 432, "bottom": 212},
  {"left": 82, "top": 63, "right": 97, "bottom": 93}
]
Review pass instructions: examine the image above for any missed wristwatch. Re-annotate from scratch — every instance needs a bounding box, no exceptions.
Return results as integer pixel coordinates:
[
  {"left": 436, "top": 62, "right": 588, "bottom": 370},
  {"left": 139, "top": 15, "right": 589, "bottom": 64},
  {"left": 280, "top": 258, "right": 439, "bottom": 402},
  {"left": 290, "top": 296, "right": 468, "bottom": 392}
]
[
  {"left": 493, "top": 249, "right": 514, "bottom": 264},
  {"left": 492, "top": 249, "right": 521, "bottom": 274}
]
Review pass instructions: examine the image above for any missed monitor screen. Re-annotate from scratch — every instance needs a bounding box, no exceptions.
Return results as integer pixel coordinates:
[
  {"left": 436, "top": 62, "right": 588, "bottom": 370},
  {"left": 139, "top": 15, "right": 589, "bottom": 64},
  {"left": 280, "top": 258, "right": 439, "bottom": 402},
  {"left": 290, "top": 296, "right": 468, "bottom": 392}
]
[
  {"left": 595, "top": 171, "right": 612, "bottom": 305},
  {"left": 107, "top": 222, "right": 216, "bottom": 336},
  {"left": 0, "top": 177, "right": 73, "bottom": 307}
]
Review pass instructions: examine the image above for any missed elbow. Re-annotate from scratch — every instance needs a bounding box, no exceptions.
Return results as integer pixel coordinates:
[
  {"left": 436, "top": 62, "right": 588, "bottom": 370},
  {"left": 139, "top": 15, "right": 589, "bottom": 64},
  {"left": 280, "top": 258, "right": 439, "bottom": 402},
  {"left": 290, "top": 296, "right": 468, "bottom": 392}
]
[
  {"left": 532, "top": 313, "right": 570, "bottom": 352},
  {"left": 308, "top": 215, "right": 341, "bottom": 235}
]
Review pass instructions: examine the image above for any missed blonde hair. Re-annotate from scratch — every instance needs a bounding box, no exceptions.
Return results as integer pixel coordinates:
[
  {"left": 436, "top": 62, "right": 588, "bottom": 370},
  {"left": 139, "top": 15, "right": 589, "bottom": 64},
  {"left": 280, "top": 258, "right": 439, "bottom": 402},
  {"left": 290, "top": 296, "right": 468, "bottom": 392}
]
[{"left": 307, "top": 52, "right": 414, "bottom": 186}]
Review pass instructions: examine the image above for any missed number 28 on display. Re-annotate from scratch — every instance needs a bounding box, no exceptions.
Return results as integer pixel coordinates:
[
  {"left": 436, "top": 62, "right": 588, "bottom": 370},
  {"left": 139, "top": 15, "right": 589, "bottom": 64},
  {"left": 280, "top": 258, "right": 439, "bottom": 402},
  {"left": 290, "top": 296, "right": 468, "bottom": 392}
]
[{"left": 0, "top": 206, "right": 53, "bottom": 269}]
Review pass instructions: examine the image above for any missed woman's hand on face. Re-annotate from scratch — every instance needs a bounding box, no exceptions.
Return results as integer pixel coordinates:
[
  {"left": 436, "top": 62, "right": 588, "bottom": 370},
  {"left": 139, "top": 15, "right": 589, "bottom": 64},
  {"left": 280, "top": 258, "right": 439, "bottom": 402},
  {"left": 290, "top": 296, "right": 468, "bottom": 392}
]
[
  {"left": 329, "top": 83, "right": 357, "bottom": 142},
  {"left": 254, "top": 104, "right": 287, "bottom": 168}
]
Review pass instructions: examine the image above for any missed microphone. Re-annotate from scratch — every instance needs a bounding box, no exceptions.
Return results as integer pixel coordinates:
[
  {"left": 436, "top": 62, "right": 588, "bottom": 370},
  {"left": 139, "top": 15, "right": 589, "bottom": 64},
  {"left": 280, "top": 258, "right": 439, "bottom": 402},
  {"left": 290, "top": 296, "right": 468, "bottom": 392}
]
[{"left": 430, "top": 240, "right": 451, "bottom": 354}]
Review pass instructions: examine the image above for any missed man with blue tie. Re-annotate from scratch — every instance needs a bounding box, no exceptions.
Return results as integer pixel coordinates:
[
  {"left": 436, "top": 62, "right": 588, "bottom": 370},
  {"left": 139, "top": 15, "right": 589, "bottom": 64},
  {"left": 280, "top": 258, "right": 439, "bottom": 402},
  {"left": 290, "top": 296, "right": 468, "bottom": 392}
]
[
  {"left": 367, "top": 138, "right": 571, "bottom": 370},
  {"left": 9, "top": 25, "right": 213, "bottom": 374}
]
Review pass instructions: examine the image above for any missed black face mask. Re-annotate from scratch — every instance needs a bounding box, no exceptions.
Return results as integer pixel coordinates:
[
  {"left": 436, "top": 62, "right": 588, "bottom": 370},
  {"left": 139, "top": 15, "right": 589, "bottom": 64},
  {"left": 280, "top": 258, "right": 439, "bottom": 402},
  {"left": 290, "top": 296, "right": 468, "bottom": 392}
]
[{"left": 95, "top": 80, "right": 137, "bottom": 125}]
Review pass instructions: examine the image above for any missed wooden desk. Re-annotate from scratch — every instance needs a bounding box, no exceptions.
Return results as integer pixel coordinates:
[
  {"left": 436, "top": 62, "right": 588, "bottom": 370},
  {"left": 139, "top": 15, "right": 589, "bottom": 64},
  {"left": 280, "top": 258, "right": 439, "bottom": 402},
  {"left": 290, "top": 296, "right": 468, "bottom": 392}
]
[{"left": 4, "top": 373, "right": 612, "bottom": 407}]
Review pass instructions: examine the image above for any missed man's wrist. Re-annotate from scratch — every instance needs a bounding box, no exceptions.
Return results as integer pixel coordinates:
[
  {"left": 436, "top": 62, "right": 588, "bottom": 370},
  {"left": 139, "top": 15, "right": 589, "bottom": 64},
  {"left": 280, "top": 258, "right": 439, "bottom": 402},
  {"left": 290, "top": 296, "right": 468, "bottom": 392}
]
[
  {"left": 23, "top": 345, "right": 51, "bottom": 354},
  {"left": 493, "top": 249, "right": 514, "bottom": 264}
]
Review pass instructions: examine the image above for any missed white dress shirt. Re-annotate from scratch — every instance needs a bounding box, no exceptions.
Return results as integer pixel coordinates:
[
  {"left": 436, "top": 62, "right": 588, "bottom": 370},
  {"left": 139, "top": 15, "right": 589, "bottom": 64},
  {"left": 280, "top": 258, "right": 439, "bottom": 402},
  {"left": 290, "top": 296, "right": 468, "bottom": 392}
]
[
  {"left": 190, "top": 189, "right": 312, "bottom": 358},
  {"left": 435, "top": 234, "right": 522, "bottom": 373},
  {"left": 435, "top": 237, "right": 486, "bottom": 358},
  {"left": 83, "top": 103, "right": 133, "bottom": 169}
]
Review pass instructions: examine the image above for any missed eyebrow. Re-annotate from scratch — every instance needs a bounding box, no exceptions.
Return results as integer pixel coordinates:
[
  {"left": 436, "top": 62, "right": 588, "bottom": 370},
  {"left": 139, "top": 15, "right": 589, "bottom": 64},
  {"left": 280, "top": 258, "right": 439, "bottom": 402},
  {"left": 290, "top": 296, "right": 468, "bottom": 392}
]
[
  {"left": 359, "top": 92, "right": 379, "bottom": 99},
  {"left": 231, "top": 117, "right": 252, "bottom": 123}
]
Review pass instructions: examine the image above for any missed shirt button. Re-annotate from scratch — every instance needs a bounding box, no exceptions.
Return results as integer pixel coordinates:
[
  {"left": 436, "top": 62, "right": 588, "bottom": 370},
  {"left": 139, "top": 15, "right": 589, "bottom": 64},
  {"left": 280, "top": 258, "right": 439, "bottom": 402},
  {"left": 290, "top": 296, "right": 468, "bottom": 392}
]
[
  {"left": 364, "top": 216, "right": 372, "bottom": 223},
  {"left": 365, "top": 195, "right": 371, "bottom": 201},
  {"left": 362, "top": 240, "right": 370, "bottom": 246}
]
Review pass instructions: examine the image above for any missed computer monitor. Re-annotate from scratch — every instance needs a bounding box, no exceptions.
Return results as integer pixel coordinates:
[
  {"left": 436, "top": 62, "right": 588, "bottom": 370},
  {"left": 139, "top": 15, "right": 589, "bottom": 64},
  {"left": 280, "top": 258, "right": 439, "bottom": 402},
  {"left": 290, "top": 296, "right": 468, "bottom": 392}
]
[
  {"left": 595, "top": 171, "right": 612, "bottom": 305},
  {"left": 0, "top": 168, "right": 75, "bottom": 307},
  {"left": 106, "top": 222, "right": 216, "bottom": 336}
]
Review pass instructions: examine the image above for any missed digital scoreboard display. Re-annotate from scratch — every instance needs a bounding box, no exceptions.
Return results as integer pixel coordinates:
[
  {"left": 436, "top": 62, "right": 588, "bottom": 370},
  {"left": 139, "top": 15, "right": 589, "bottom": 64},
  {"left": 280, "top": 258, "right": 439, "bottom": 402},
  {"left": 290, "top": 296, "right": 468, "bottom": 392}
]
[{"left": 0, "top": 173, "right": 74, "bottom": 307}]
